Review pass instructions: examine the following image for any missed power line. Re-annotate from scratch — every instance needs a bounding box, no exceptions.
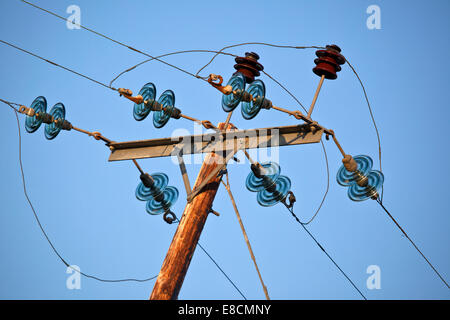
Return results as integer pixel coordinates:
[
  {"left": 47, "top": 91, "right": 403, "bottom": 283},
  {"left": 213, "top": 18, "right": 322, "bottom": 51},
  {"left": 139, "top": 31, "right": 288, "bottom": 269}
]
[
  {"left": 19, "top": 0, "right": 207, "bottom": 82},
  {"left": 2, "top": 98, "right": 245, "bottom": 293},
  {"left": 376, "top": 199, "right": 449, "bottom": 289},
  {"left": 0, "top": 39, "right": 115, "bottom": 91},
  {"left": 195, "top": 42, "right": 325, "bottom": 78},
  {"left": 345, "top": 58, "right": 383, "bottom": 201},
  {"left": 109, "top": 50, "right": 238, "bottom": 88},
  {"left": 285, "top": 205, "right": 367, "bottom": 300},
  {"left": 197, "top": 242, "right": 247, "bottom": 300},
  {"left": 2, "top": 98, "right": 159, "bottom": 283}
]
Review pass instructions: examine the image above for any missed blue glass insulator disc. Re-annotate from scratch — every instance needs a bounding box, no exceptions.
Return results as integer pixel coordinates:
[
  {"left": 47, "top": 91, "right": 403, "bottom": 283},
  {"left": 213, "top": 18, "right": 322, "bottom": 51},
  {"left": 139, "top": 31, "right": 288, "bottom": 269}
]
[
  {"left": 241, "top": 80, "right": 266, "bottom": 120},
  {"left": 348, "top": 170, "right": 384, "bottom": 202},
  {"left": 44, "top": 102, "right": 66, "bottom": 140},
  {"left": 336, "top": 155, "right": 373, "bottom": 186},
  {"left": 246, "top": 162, "right": 281, "bottom": 192},
  {"left": 135, "top": 172, "right": 169, "bottom": 201},
  {"left": 153, "top": 90, "right": 175, "bottom": 128},
  {"left": 25, "top": 96, "right": 47, "bottom": 133},
  {"left": 146, "top": 186, "right": 179, "bottom": 215},
  {"left": 133, "top": 82, "right": 156, "bottom": 121},
  {"left": 257, "top": 175, "right": 291, "bottom": 207},
  {"left": 221, "top": 73, "right": 245, "bottom": 112}
]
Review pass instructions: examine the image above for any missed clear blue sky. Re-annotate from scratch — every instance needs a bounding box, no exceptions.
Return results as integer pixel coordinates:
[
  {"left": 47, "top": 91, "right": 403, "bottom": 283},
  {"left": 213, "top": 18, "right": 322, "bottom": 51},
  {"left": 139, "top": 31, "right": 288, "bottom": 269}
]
[{"left": 0, "top": 0, "right": 449, "bottom": 299}]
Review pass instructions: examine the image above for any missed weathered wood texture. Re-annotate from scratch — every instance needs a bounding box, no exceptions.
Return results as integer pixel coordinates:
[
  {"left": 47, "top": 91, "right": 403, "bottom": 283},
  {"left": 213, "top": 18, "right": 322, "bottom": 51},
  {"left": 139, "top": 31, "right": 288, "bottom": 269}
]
[{"left": 149, "top": 123, "right": 230, "bottom": 300}]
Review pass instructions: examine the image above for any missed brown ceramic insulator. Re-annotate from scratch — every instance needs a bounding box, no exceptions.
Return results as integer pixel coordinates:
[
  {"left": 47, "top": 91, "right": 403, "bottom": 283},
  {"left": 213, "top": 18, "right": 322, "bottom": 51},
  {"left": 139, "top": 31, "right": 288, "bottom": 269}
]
[
  {"left": 233, "top": 52, "right": 264, "bottom": 84},
  {"left": 313, "top": 44, "right": 346, "bottom": 80}
]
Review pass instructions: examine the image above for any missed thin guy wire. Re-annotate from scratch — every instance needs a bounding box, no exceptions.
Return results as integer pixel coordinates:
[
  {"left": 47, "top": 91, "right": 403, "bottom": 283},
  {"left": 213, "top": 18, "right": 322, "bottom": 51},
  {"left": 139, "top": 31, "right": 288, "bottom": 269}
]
[
  {"left": 20, "top": 0, "right": 207, "bottom": 82},
  {"left": 0, "top": 39, "right": 115, "bottom": 91},
  {"left": 2, "top": 99, "right": 158, "bottom": 283},
  {"left": 286, "top": 205, "right": 367, "bottom": 300},
  {"left": 376, "top": 199, "right": 449, "bottom": 289},
  {"left": 197, "top": 242, "right": 247, "bottom": 300},
  {"left": 221, "top": 172, "right": 270, "bottom": 300}
]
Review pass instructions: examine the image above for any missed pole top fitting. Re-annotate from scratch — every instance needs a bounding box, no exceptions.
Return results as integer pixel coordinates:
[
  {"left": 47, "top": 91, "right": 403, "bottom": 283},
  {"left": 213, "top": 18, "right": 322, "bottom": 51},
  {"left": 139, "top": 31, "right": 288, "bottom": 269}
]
[
  {"left": 234, "top": 52, "right": 264, "bottom": 84},
  {"left": 313, "top": 44, "right": 346, "bottom": 80}
]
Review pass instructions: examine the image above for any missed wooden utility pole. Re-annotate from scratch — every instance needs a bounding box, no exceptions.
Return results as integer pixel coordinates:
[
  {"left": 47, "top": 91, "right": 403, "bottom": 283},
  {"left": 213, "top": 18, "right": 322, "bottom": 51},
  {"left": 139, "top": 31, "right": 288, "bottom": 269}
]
[
  {"left": 107, "top": 122, "right": 323, "bottom": 299},
  {"left": 150, "top": 122, "right": 230, "bottom": 300}
]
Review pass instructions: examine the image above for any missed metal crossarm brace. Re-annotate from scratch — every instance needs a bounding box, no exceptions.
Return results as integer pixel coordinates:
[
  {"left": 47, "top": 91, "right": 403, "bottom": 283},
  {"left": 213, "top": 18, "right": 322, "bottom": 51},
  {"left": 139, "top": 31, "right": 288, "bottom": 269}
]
[{"left": 108, "top": 124, "right": 324, "bottom": 161}]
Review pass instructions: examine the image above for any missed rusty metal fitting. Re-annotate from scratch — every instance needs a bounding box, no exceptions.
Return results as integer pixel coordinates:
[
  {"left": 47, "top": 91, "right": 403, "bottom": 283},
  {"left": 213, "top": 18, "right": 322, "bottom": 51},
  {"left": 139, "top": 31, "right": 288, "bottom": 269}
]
[
  {"left": 234, "top": 52, "right": 264, "bottom": 84},
  {"left": 241, "top": 90, "right": 253, "bottom": 103},
  {"left": 201, "top": 120, "right": 216, "bottom": 130},
  {"left": 91, "top": 131, "right": 102, "bottom": 140},
  {"left": 170, "top": 107, "right": 182, "bottom": 119},
  {"left": 282, "top": 191, "right": 296, "bottom": 209},
  {"left": 40, "top": 112, "right": 54, "bottom": 124},
  {"left": 118, "top": 88, "right": 144, "bottom": 104},
  {"left": 313, "top": 44, "right": 346, "bottom": 80},
  {"left": 118, "top": 88, "right": 133, "bottom": 96},
  {"left": 163, "top": 211, "right": 177, "bottom": 224},
  {"left": 18, "top": 105, "right": 35, "bottom": 117},
  {"left": 208, "top": 208, "right": 220, "bottom": 217},
  {"left": 61, "top": 119, "right": 72, "bottom": 131},
  {"left": 342, "top": 154, "right": 358, "bottom": 172},
  {"left": 151, "top": 101, "right": 163, "bottom": 111},
  {"left": 291, "top": 110, "right": 305, "bottom": 120},
  {"left": 207, "top": 74, "right": 233, "bottom": 95},
  {"left": 260, "top": 98, "right": 272, "bottom": 110}
]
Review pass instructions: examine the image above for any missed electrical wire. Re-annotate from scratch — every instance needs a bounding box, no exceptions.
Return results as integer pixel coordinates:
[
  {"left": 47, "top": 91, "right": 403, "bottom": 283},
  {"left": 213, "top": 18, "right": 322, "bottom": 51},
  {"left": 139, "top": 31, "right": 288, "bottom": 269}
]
[
  {"left": 109, "top": 50, "right": 238, "bottom": 88},
  {"left": 168, "top": 217, "right": 247, "bottom": 299},
  {"left": 0, "top": 31, "right": 332, "bottom": 225},
  {"left": 197, "top": 242, "right": 247, "bottom": 300},
  {"left": 19, "top": 0, "right": 208, "bottom": 82},
  {"left": 2, "top": 99, "right": 245, "bottom": 292},
  {"left": 345, "top": 58, "right": 383, "bottom": 201},
  {"left": 2, "top": 99, "right": 159, "bottom": 283},
  {"left": 195, "top": 42, "right": 325, "bottom": 78},
  {"left": 0, "top": 39, "right": 115, "bottom": 91},
  {"left": 285, "top": 204, "right": 367, "bottom": 300},
  {"left": 376, "top": 199, "right": 449, "bottom": 289}
]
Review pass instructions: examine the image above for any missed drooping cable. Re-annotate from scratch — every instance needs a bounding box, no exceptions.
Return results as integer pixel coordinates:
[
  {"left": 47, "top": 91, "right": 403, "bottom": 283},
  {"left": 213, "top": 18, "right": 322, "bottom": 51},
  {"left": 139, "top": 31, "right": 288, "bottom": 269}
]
[
  {"left": 345, "top": 58, "right": 383, "bottom": 201},
  {"left": 285, "top": 204, "right": 367, "bottom": 300},
  {"left": 376, "top": 199, "right": 449, "bottom": 289},
  {"left": 19, "top": 0, "right": 207, "bottom": 82},
  {"left": 109, "top": 50, "right": 238, "bottom": 88},
  {"left": 197, "top": 242, "right": 247, "bottom": 300},
  {"left": 2, "top": 99, "right": 159, "bottom": 283}
]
